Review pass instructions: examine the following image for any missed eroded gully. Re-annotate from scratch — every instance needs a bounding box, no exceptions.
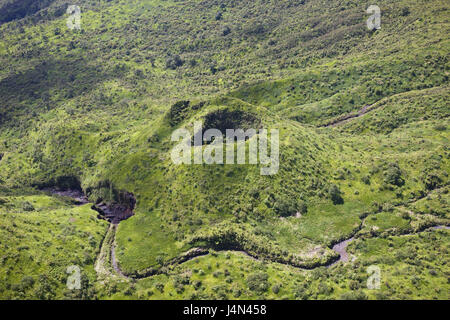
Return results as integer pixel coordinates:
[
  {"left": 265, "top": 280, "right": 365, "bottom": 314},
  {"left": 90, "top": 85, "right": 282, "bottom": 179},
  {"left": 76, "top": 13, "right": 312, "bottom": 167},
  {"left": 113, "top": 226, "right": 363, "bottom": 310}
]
[{"left": 49, "top": 189, "right": 449, "bottom": 279}]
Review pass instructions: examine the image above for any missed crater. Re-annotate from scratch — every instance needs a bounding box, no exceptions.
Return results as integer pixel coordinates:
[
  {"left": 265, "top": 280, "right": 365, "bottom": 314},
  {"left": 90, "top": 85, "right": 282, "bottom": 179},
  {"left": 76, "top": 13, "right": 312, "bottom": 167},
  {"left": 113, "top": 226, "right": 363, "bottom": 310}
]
[{"left": 193, "top": 109, "right": 261, "bottom": 146}]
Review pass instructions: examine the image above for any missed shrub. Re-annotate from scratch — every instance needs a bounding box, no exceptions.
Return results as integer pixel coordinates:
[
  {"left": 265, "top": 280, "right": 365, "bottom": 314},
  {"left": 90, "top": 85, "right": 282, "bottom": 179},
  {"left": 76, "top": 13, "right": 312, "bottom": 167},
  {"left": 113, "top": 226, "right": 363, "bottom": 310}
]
[
  {"left": 362, "top": 175, "right": 371, "bottom": 185},
  {"left": 156, "top": 255, "right": 165, "bottom": 266},
  {"left": 423, "top": 171, "right": 443, "bottom": 191},
  {"left": 400, "top": 211, "right": 410, "bottom": 220},
  {"left": 294, "top": 285, "right": 309, "bottom": 300},
  {"left": 155, "top": 282, "right": 164, "bottom": 293},
  {"left": 168, "top": 100, "right": 190, "bottom": 126},
  {"left": 221, "top": 26, "right": 231, "bottom": 36},
  {"left": 20, "top": 276, "right": 35, "bottom": 289},
  {"left": 383, "top": 163, "right": 404, "bottom": 187},
  {"left": 273, "top": 197, "right": 297, "bottom": 217},
  {"left": 433, "top": 124, "right": 446, "bottom": 131},
  {"left": 401, "top": 7, "right": 410, "bottom": 16},
  {"left": 272, "top": 283, "right": 281, "bottom": 294},
  {"left": 165, "top": 55, "right": 184, "bottom": 70},
  {"left": 329, "top": 184, "right": 344, "bottom": 205},
  {"left": 249, "top": 188, "right": 260, "bottom": 199},
  {"left": 318, "top": 283, "right": 333, "bottom": 295},
  {"left": 298, "top": 200, "right": 308, "bottom": 214},
  {"left": 21, "top": 201, "right": 35, "bottom": 212},
  {"left": 349, "top": 280, "right": 360, "bottom": 290},
  {"left": 246, "top": 272, "right": 269, "bottom": 294}
]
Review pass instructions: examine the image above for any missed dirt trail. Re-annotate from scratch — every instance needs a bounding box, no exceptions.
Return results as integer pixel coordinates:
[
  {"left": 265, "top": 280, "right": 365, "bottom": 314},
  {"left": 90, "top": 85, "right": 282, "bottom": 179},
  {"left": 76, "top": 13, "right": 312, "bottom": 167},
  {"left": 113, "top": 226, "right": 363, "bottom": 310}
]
[
  {"left": 322, "top": 104, "right": 374, "bottom": 127},
  {"left": 94, "top": 224, "right": 114, "bottom": 277},
  {"left": 110, "top": 223, "right": 128, "bottom": 278},
  {"left": 44, "top": 188, "right": 89, "bottom": 205},
  {"left": 430, "top": 226, "right": 450, "bottom": 230}
]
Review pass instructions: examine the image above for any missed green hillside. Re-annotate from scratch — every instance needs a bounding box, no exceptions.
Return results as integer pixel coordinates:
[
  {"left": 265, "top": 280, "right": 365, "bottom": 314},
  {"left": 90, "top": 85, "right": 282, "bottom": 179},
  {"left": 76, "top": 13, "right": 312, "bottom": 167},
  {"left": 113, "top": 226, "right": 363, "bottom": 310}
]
[{"left": 0, "top": 0, "right": 449, "bottom": 300}]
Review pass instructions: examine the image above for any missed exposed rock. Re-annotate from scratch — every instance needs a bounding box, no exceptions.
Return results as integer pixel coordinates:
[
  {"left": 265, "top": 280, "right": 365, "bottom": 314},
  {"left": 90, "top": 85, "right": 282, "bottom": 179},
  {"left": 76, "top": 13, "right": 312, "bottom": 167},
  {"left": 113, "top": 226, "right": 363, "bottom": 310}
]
[
  {"left": 92, "top": 192, "right": 136, "bottom": 224},
  {"left": 47, "top": 189, "right": 88, "bottom": 205}
]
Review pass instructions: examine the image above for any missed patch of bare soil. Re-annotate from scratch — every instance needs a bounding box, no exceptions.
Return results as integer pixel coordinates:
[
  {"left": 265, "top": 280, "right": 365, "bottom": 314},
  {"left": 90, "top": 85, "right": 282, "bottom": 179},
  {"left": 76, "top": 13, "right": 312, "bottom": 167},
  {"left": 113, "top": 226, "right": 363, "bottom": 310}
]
[
  {"left": 46, "top": 188, "right": 89, "bottom": 205},
  {"left": 322, "top": 104, "right": 374, "bottom": 127}
]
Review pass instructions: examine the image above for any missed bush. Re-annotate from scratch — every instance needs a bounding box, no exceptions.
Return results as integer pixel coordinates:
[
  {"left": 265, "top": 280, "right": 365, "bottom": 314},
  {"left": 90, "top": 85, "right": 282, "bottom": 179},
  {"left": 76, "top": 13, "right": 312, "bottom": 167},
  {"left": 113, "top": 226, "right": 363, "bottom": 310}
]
[
  {"left": 232, "top": 287, "right": 242, "bottom": 298},
  {"left": 272, "top": 283, "right": 281, "bottom": 294},
  {"left": 246, "top": 272, "right": 269, "bottom": 294},
  {"left": 349, "top": 280, "right": 360, "bottom": 290},
  {"left": 298, "top": 200, "right": 308, "bottom": 214},
  {"left": 21, "top": 201, "right": 35, "bottom": 212},
  {"left": 362, "top": 175, "right": 371, "bottom": 185},
  {"left": 20, "top": 276, "right": 35, "bottom": 289},
  {"left": 167, "top": 100, "right": 190, "bottom": 126},
  {"left": 221, "top": 26, "right": 231, "bottom": 36},
  {"left": 318, "top": 283, "right": 333, "bottom": 295},
  {"left": 329, "top": 184, "right": 344, "bottom": 205},
  {"left": 166, "top": 55, "right": 184, "bottom": 70},
  {"left": 249, "top": 187, "right": 260, "bottom": 199},
  {"left": 424, "top": 171, "right": 443, "bottom": 191},
  {"left": 294, "top": 285, "right": 309, "bottom": 300},
  {"left": 401, "top": 7, "right": 410, "bottom": 16},
  {"left": 434, "top": 124, "right": 446, "bottom": 131},
  {"left": 273, "top": 197, "right": 297, "bottom": 217},
  {"left": 155, "top": 282, "right": 164, "bottom": 293},
  {"left": 400, "top": 211, "right": 410, "bottom": 220},
  {"left": 383, "top": 163, "right": 404, "bottom": 187}
]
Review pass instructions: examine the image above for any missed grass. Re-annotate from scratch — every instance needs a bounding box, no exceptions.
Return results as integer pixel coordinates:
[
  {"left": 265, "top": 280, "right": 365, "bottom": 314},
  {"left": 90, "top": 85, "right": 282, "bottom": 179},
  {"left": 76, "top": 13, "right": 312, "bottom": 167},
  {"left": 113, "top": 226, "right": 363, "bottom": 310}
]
[
  {"left": 0, "top": 0, "right": 448, "bottom": 299},
  {"left": 0, "top": 195, "right": 108, "bottom": 299}
]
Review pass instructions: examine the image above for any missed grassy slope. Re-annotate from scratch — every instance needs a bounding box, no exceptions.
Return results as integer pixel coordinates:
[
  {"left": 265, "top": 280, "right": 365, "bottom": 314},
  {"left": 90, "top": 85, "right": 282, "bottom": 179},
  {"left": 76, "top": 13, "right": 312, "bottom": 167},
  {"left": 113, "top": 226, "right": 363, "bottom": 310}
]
[
  {"left": 0, "top": 194, "right": 108, "bottom": 299},
  {"left": 0, "top": 0, "right": 449, "bottom": 299}
]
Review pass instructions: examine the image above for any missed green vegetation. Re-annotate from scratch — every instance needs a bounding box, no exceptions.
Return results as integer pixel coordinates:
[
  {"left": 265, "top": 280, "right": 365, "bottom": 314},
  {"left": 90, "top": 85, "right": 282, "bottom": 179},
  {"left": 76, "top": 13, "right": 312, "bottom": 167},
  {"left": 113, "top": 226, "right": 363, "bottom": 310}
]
[
  {"left": 0, "top": 0, "right": 448, "bottom": 299},
  {"left": 0, "top": 195, "right": 108, "bottom": 299}
]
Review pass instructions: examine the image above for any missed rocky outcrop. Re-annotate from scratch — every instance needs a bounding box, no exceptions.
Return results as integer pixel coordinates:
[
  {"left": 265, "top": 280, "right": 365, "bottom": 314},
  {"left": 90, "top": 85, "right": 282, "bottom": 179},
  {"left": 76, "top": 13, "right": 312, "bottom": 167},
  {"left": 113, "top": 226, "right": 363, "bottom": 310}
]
[{"left": 92, "top": 192, "right": 136, "bottom": 224}]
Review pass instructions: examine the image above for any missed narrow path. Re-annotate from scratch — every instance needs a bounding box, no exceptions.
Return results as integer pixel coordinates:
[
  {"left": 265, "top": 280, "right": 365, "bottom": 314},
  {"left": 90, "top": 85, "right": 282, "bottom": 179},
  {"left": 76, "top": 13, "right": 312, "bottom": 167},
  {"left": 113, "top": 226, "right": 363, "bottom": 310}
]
[
  {"left": 110, "top": 223, "right": 128, "bottom": 278},
  {"left": 431, "top": 226, "right": 450, "bottom": 230},
  {"left": 322, "top": 104, "right": 374, "bottom": 127},
  {"left": 44, "top": 188, "right": 88, "bottom": 205},
  {"left": 319, "top": 87, "right": 444, "bottom": 128},
  {"left": 94, "top": 224, "right": 114, "bottom": 277}
]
